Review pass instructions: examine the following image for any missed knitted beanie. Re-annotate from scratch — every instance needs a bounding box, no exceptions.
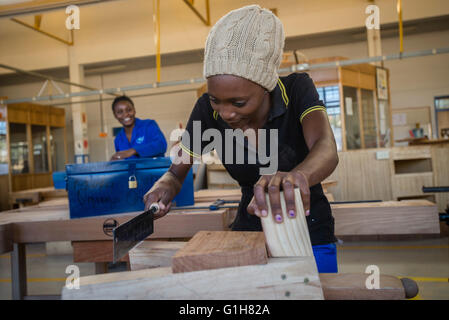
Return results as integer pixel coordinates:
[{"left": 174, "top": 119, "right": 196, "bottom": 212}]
[{"left": 204, "top": 5, "right": 285, "bottom": 92}]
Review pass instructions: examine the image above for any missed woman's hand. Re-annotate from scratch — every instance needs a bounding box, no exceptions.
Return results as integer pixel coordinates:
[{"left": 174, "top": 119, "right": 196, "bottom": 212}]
[
  {"left": 111, "top": 148, "right": 137, "bottom": 161},
  {"left": 143, "top": 171, "right": 182, "bottom": 220},
  {"left": 247, "top": 170, "right": 310, "bottom": 223}
]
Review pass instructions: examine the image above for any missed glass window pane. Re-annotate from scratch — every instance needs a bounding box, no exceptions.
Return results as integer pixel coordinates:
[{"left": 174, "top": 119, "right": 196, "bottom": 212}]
[
  {"left": 10, "top": 123, "right": 29, "bottom": 174},
  {"left": 32, "top": 125, "right": 49, "bottom": 173},
  {"left": 50, "top": 127, "right": 65, "bottom": 172},
  {"left": 343, "top": 86, "right": 361, "bottom": 150},
  {"left": 361, "top": 89, "right": 378, "bottom": 148}
]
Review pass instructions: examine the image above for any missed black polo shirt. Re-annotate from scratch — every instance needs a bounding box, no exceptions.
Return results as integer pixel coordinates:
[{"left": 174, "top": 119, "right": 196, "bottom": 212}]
[{"left": 180, "top": 72, "right": 337, "bottom": 246}]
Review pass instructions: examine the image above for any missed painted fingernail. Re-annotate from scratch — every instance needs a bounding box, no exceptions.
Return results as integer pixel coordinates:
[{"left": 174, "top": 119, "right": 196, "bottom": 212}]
[
  {"left": 306, "top": 210, "right": 310, "bottom": 216},
  {"left": 275, "top": 214, "right": 282, "bottom": 222},
  {"left": 289, "top": 210, "right": 295, "bottom": 218},
  {"left": 261, "top": 210, "right": 268, "bottom": 217},
  {"left": 255, "top": 209, "right": 261, "bottom": 216}
]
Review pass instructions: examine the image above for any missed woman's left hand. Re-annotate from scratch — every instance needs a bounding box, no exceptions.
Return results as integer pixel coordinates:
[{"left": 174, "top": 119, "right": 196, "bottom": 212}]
[
  {"left": 247, "top": 170, "right": 310, "bottom": 223},
  {"left": 111, "top": 148, "right": 137, "bottom": 160}
]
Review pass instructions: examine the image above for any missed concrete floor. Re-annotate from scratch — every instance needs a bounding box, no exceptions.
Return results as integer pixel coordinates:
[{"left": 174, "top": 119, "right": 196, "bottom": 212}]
[{"left": 1, "top": 237, "right": 448, "bottom": 300}]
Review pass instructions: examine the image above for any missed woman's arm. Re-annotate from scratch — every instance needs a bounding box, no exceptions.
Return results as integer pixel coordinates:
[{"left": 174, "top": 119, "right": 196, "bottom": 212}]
[
  {"left": 248, "top": 110, "right": 338, "bottom": 223},
  {"left": 143, "top": 147, "right": 193, "bottom": 220}
]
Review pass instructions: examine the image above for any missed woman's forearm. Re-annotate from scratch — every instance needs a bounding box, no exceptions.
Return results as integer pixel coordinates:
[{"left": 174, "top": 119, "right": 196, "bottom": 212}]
[{"left": 294, "top": 136, "right": 338, "bottom": 187}]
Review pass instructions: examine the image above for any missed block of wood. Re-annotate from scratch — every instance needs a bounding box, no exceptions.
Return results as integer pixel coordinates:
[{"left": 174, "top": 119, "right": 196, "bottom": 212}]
[
  {"left": 63, "top": 257, "right": 324, "bottom": 300},
  {"left": 171, "top": 231, "right": 268, "bottom": 273},
  {"left": 261, "top": 188, "right": 313, "bottom": 257}
]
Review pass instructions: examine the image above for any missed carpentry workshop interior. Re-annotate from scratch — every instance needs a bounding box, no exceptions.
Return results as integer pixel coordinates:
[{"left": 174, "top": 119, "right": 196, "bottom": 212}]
[{"left": 0, "top": 0, "right": 448, "bottom": 304}]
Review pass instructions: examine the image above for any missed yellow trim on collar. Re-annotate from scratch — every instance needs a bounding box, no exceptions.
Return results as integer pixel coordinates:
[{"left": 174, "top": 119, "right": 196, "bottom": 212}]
[
  {"left": 299, "top": 106, "right": 327, "bottom": 123},
  {"left": 179, "top": 142, "right": 201, "bottom": 158},
  {"left": 213, "top": 110, "right": 218, "bottom": 120},
  {"left": 277, "top": 79, "right": 289, "bottom": 107}
]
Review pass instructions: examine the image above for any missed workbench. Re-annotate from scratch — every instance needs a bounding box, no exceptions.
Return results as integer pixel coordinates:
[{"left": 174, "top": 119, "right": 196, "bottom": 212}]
[{"left": 0, "top": 194, "right": 439, "bottom": 299}]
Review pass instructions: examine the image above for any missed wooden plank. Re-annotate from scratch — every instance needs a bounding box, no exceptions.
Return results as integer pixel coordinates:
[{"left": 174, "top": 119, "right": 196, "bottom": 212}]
[
  {"left": 194, "top": 188, "right": 241, "bottom": 202},
  {"left": 332, "top": 200, "right": 440, "bottom": 235},
  {"left": 0, "top": 199, "right": 231, "bottom": 243},
  {"left": 261, "top": 189, "right": 313, "bottom": 257},
  {"left": 71, "top": 267, "right": 406, "bottom": 300},
  {"left": 171, "top": 231, "right": 267, "bottom": 273},
  {"left": 129, "top": 241, "right": 186, "bottom": 270},
  {"left": 62, "top": 257, "right": 324, "bottom": 300}
]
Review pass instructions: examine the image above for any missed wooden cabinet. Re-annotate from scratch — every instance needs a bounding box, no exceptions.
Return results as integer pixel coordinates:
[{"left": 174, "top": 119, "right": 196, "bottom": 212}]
[
  {"left": 6, "top": 103, "right": 67, "bottom": 192},
  {"left": 305, "top": 57, "right": 392, "bottom": 151}
]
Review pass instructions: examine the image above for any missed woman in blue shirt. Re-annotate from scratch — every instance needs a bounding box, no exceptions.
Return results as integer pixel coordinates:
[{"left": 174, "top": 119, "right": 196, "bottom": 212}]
[{"left": 111, "top": 95, "right": 167, "bottom": 160}]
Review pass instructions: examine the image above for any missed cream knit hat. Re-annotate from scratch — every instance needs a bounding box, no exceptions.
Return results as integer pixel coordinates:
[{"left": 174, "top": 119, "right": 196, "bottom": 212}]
[{"left": 204, "top": 5, "right": 285, "bottom": 92}]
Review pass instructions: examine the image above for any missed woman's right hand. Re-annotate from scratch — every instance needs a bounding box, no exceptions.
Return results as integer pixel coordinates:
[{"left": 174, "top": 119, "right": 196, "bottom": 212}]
[{"left": 143, "top": 170, "right": 182, "bottom": 220}]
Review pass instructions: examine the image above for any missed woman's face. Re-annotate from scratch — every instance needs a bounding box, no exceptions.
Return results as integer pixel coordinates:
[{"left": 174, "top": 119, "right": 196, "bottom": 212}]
[
  {"left": 207, "top": 75, "right": 269, "bottom": 130},
  {"left": 113, "top": 100, "right": 136, "bottom": 127}
]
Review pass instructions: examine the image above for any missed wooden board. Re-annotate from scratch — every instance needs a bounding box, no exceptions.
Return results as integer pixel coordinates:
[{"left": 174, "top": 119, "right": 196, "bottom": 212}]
[
  {"left": 332, "top": 200, "right": 440, "bottom": 235},
  {"left": 70, "top": 265, "right": 407, "bottom": 300},
  {"left": 0, "top": 199, "right": 231, "bottom": 246},
  {"left": 261, "top": 189, "right": 313, "bottom": 257},
  {"left": 171, "top": 231, "right": 267, "bottom": 273},
  {"left": 194, "top": 189, "right": 241, "bottom": 202},
  {"left": 62, "top": 257, "right": 324, "bottom": 300}
]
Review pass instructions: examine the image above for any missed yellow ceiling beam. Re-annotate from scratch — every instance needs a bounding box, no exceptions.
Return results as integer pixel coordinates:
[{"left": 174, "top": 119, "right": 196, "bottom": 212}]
[
  {"left": 153, "top": 0, "right": 161, "bottom": 83},
  {"left": 10, "top": 17, "right": 74, "bottom": 46},
  {"left": 183, "top": 0, "right": 210, "bottom": 26},
  {"left": 397, "top": 0, "right": 404, "bottom": 53}
]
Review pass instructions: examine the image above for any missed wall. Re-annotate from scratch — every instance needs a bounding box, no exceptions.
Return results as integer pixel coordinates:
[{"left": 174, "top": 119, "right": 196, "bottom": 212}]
[
  {"left": 1, "top": 0, "right": 449, "bottom": 73},
  {"left": 1, "top": 1, "right": 449, "bottom": 165}
]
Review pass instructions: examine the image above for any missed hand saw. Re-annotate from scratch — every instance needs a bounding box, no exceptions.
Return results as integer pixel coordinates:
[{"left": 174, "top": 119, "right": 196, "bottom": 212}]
[
  {"left": 112, "top": 203, "right": 159, "bottom": 264},
  {"left": 112, "top": 199, "right": 240, "bottom": 263}
]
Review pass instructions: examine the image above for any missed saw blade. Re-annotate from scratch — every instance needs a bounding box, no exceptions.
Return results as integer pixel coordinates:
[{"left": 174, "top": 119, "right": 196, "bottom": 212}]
[{"left": 112, "top": 204, "right": 157, "bottom": 263}]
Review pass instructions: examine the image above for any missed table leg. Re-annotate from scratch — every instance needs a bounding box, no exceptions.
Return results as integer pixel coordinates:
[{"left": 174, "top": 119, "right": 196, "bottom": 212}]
[
  {"left": 95, "top": 262, "right": 108, "bottom": 274},
  {"left": 11, "top": 243, "right": 27, "bottom": 300}
]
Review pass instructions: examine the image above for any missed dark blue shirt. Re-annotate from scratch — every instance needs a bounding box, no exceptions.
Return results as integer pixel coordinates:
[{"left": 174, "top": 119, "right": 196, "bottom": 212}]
[{"left": 114, "top": 118, "right": 167, "bottom": 158}]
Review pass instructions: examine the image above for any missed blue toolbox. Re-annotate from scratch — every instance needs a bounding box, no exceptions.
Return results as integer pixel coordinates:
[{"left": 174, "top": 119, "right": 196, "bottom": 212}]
[{"left": 66, "top": 157, "right": 194, "bottom": 219}]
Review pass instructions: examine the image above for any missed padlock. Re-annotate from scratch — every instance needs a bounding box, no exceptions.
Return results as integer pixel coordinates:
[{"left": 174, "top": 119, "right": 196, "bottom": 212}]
[{"left": 128, "top": 175, "right": 137, "bottom": 189}]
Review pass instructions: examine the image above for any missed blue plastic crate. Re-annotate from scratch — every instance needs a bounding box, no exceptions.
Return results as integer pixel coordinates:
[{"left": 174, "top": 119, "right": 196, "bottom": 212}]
[{"left": 66, "top": 157, "right": 194, "bottom": 219}]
